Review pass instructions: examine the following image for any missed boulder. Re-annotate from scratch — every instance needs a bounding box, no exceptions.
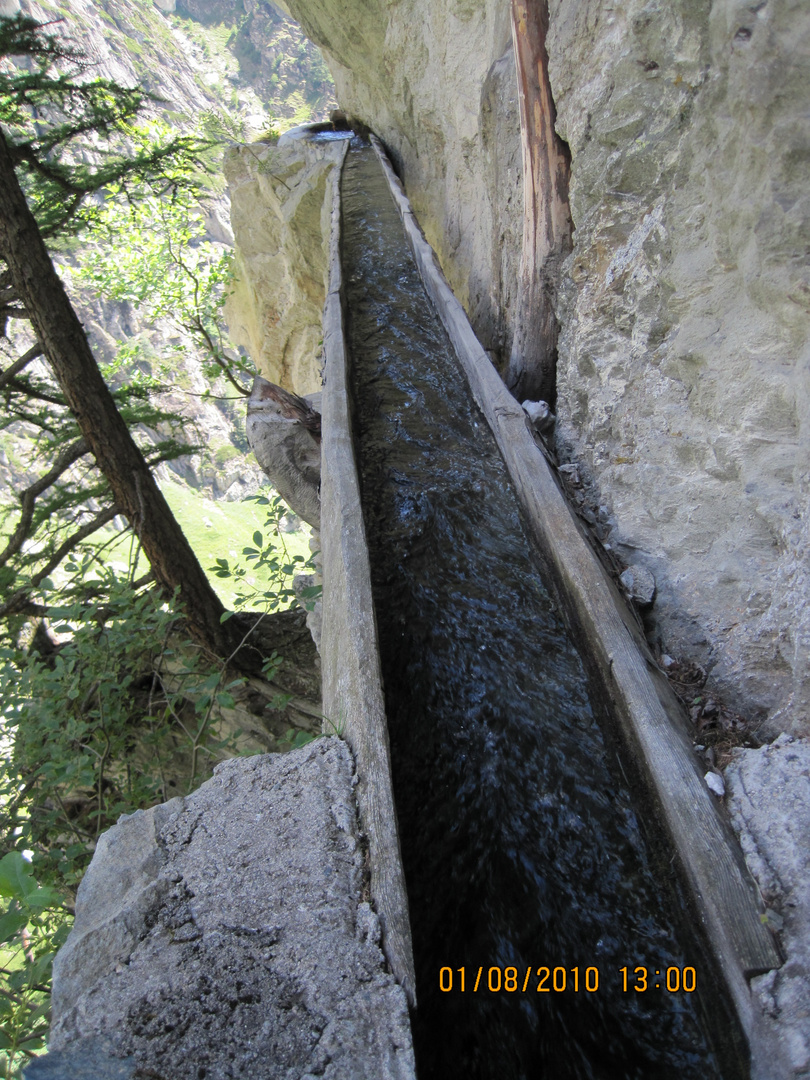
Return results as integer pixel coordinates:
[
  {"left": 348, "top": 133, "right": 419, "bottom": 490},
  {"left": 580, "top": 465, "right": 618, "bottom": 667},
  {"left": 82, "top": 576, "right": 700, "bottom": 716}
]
[
  {"left": 43, "top": 741, "right": 415, "bottom": 1080},
  {"left": 246, "top": 375, "right": 322, "bottom": 527},
  {"left": 619, "top": 564, "right": 656, "bottom": 608},
  {"left": 726, "top": 735, "right": 810, "bottom": 1079}
]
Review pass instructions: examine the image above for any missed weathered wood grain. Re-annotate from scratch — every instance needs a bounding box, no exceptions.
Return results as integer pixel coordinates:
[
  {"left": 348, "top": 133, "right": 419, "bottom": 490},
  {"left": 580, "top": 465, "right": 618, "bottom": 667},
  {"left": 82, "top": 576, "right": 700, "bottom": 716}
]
[
  {"left": 370, "top": 133, "right": 780, "bottom": 1038},
  {"left": 506, "top": 0, "right": 572, "bottom": 403},
  {"left": 320, "top": 139, "right": 416, "bottom": 1006}
]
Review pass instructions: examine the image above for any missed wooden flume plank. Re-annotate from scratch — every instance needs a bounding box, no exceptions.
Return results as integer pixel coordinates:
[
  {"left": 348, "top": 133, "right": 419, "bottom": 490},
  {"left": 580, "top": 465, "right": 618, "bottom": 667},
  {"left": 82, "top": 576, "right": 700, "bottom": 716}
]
[{"left": 319, "top": 137, "right": 416, "bottom": 1007}]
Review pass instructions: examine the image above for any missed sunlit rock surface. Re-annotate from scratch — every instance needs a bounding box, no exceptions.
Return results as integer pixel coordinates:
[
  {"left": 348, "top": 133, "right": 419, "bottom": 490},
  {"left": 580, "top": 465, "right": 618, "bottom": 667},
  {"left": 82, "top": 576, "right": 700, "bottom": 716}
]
[
  {"left": 225, "top": 132, "right": 346, "bottom": 395},
  {"left": 549, "top": 0, "right": 810, "bottom": 735},
  {"left": 282, "top": 0, "right": 525, "bottom": 372},
  {"left": 246, "top": 376, "right": 322, "bottom": 526},
  {"left": 727, "top": 735, "right": 810, "bottom": 1078}
]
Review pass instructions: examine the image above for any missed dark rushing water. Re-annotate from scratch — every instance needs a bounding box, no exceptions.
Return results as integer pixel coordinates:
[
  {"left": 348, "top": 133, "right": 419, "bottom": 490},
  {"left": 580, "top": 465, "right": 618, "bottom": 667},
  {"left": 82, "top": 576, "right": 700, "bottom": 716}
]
[{"left": 340, "top": 141, "right": 730, "bottom": 1080}]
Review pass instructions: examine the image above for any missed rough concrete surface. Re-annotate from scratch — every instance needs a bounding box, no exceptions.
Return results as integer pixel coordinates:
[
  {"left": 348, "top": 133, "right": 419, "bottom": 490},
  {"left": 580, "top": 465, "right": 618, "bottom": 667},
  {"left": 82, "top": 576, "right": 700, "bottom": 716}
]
[
  {"left": 726, "top": 735, "right": 810, "bottom": 1078},
  {"left": 44, "top": 741, "right": 415, "bottom": 1080}
]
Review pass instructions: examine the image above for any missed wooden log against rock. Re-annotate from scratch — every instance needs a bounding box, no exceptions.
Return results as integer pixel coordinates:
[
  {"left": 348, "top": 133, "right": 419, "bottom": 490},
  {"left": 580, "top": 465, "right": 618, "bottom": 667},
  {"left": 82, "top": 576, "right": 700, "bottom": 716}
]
[{"left": 505, "top": 0, "right": 572, "bottom": 405}]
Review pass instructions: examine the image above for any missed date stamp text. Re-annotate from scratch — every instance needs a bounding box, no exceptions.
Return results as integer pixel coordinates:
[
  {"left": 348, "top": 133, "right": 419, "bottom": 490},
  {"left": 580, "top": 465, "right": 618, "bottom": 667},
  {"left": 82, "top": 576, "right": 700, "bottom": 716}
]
[{"left": 438, "top": 966, "right": 697, "bottom": 994}]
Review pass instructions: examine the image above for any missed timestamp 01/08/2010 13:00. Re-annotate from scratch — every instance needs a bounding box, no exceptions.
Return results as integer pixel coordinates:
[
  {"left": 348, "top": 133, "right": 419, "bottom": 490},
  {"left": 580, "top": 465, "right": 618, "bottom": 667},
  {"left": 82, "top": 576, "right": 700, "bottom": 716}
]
[{"left": 438, "top": 966, "right": 698, "bottom": 994}]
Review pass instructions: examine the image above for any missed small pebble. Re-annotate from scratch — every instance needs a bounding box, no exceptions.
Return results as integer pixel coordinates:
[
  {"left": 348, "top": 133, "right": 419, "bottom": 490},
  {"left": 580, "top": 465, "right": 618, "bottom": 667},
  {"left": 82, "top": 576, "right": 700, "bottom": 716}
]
[
  {"left": 619, "top": 565, "right": 656, "bottom": 606},
  {"left": 704, "top": 771, "right": 725, "bottom": 797}
]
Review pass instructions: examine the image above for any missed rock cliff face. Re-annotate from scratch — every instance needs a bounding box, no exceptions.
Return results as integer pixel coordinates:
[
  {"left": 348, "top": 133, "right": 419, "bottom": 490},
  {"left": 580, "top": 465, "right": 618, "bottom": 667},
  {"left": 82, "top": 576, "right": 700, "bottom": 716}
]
[
  {"left": 225, "top": 131, "right": 345, "bottom": 393},
  {"left": 281, "top": 0, "right": 525, "bottom": 367},
  {"left": 549, "top": 0, "right": 809, "bottom": 735},
  {"left": 272, "top": 0, "right": 809, "bottom": 735}
]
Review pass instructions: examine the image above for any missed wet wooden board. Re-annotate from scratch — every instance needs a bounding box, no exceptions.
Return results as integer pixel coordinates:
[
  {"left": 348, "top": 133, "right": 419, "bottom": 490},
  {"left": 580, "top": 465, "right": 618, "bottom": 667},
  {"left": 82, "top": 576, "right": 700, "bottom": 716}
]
[
  {"left": 369, "top": 133, "right": 780, "bottom": 1037},
  {"left": 320, "top": 138, "right": 416, "bottom": 1006}
]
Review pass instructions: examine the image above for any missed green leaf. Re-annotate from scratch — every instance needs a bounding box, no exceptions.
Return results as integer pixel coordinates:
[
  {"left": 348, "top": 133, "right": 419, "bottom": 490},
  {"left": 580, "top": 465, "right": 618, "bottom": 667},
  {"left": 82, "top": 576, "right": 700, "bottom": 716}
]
[
  {"left": 53, "top": 922, "right": 72, "bottom": 948},
  {"left": 269, "top": 692, "right": 293, "bottom": 711},
  {"left": 28, "top": 954, "right": 54, "bottom": 983},
  {"left": 19, "top": 1033, "right": 48, "bottom": 1051},
  {"left": 252, "top": 531, "right": 263, "bottom": 548},
  {"left": 298, "top": 585, "right": 323, "bottom": 600},
  {"left": 286, "top": 730, "right": 317, "bottom": 750},
  {"left": 0, "top": 852, "right": 37, "bottom": 901},
  {"left": 25, "top": 884, "right": 61, "bottom": 911},
  {"left": 0, "top": 906, "right": 28, "bottom": 944}
]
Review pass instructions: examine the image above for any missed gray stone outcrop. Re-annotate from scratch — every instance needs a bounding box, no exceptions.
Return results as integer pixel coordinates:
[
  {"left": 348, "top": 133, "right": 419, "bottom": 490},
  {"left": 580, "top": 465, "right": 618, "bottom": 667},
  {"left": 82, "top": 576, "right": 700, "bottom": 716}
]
[
  {"left": 246, "top": 377, "right": 322, "bottom": 528},
  {"left": 726, "top": 735, "right": 810, "bottom": 1079},
  {"left": 40, "top": 740, "right": 415, "bottom": 1080},
  {"left": 549, "top": 0, "right": 810, "bottom": 735}
]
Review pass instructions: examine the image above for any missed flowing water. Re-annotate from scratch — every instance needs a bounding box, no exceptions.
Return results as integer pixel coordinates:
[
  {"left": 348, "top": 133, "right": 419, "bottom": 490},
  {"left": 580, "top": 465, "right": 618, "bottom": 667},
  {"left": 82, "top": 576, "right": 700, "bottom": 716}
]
[{"left": 340, "top": 140, "right": 738, "bottom": 1080}]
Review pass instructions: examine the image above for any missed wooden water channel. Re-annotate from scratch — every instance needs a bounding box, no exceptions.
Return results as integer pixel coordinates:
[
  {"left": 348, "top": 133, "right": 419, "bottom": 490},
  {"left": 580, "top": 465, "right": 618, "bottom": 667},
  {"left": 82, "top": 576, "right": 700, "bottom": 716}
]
[{"left": 317, "top": 132, "right": 780, "bottom": 1077}]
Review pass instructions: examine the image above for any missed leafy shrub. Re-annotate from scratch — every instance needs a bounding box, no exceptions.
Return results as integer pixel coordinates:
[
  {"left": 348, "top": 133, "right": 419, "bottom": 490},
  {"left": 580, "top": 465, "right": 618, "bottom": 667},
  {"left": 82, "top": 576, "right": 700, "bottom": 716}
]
[
  {"left": 1, "top": 570, "right": 247, "bottom": 880},
  {"left": 209, "top": 493, "right": 320, "bottom": 616},
  {"left": 0, "top": 569, "right": 252, "bottom": 1073},
  {"left": 0, "top": 853, "right": 67, "bottom": 1078}
]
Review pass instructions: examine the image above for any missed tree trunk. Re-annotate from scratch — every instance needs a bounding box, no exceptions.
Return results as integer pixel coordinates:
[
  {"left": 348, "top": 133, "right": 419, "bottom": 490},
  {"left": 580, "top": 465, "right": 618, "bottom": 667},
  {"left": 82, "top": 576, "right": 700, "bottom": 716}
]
[
  {"left": 506, "top": 0, "right": 572, "bottom": 406},
  {"left": 0, "top": 129, "right": 243, "bottom": 663}
]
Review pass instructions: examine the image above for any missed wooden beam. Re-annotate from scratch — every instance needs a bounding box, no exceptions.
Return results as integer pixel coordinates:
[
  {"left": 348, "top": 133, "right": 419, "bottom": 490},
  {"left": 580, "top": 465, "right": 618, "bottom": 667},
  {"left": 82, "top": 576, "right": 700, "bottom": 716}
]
[
  {"left": 506, "top": 0, "right": 572, "bottom": 404},
  {"left": 319, "top": 138, "right": 417, "bottom": 1006}
]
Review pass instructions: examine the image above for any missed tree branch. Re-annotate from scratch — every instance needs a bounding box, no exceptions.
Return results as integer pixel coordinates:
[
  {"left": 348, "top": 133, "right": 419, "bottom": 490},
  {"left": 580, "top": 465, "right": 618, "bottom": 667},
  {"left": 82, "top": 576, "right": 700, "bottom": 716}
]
[
  {"left": 0, "top": 342, "right": 43, "bottom": 389},
  {"left": 0, "top": 504, "right": 120, "bottom": 619},
  {"left": 0, "top": 437, "right": 89, "bottom": 568},
  {"left": 4, "top": 375, "right": 65, "bottom": 406}
]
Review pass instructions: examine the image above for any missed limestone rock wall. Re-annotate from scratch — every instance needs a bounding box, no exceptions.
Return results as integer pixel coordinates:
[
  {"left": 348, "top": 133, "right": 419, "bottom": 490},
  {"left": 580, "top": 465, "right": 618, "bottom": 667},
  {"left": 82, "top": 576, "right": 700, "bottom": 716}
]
[
  {"left": 282, "top": 0, "right": 525, "bottom": 368},
  {"left": 276, "top": 0, "right": 809, "bottom": 734},
  {"left": 225, "top": 132, "right": 346, "bottom": 394},
  {"left": 726, "top": 735, "right": 810, "bottom": 1077},
  {"left": 548, "top": 0, "right": 810, "bottom": 734}
]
